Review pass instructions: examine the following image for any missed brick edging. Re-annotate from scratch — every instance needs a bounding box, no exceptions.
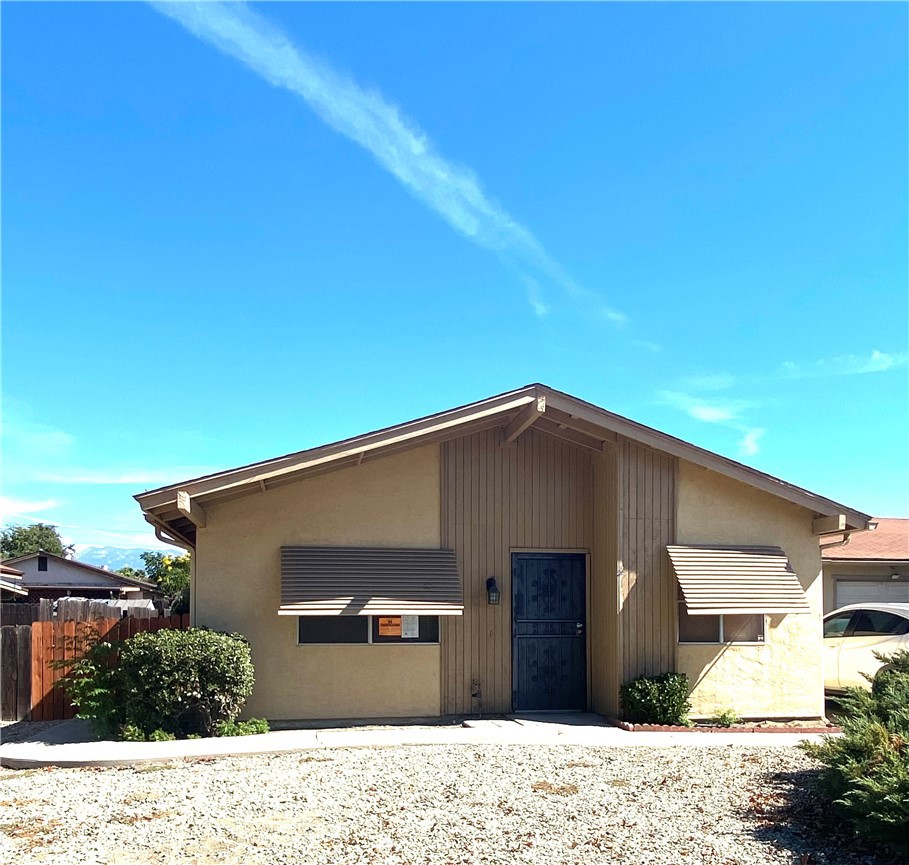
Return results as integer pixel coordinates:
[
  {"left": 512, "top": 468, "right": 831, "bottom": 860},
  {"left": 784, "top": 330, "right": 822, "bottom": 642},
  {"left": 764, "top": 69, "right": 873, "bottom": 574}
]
[{"left": 607, "top": 718, "right": 840, "bottom": 734}]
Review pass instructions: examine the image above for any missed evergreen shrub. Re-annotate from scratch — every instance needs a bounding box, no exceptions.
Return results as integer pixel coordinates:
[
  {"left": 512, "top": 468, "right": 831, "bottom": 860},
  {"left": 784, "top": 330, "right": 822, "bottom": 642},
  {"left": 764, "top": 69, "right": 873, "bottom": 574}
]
[
  {"left": 802, "top": 650, "right": 909, "bottom": 852},
  {"left": 619, "top": 672, "right": 692, "bottom": 725}
]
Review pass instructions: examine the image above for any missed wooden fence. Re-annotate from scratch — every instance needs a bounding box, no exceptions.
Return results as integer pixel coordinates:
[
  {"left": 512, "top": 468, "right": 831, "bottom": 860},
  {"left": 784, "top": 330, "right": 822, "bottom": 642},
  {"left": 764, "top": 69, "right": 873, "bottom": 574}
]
[
  {"left": 1, "top": 625, "right": 31, "bottom": 722},
  {"left": 1, "top": 604, "right": 41, "bottom": 626},
  {"left": 1, "top": 614, "right": 189, "bottom": 722},
  {"left": 2, "top": 598, "right": 163, "bottom": 625}
]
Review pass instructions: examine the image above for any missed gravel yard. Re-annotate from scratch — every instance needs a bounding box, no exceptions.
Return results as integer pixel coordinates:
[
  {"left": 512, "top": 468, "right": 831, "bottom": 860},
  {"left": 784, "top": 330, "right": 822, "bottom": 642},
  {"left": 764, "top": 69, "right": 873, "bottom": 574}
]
[{"left": 0, "top": 744, "right": 896, "bottom": 865}]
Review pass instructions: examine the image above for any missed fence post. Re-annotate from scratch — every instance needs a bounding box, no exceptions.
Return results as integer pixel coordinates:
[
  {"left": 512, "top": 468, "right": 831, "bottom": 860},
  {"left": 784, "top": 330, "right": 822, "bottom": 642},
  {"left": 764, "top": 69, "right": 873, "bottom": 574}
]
[
  {"left": 17, "top": 625, "right": 31, "bottom": 721},
  {"left": 1, "top": 627, "right": 17, "bottom": 721}
]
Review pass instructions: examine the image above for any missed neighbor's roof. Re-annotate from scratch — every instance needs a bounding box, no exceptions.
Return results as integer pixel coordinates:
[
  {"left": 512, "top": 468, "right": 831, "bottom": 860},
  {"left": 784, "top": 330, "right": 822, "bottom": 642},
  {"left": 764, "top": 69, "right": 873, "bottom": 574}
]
[
  {"left": 822, "top": 518, "right": 909, "bottom": 562},
  {"left": 0, "top": 550, "right": 158, "bottom": 591},
  {"left": 135, "top": 383, "right": 872, "bottom": 548},
  {"left": 0, "top": 564, "right": 28, "bottom": 596}
]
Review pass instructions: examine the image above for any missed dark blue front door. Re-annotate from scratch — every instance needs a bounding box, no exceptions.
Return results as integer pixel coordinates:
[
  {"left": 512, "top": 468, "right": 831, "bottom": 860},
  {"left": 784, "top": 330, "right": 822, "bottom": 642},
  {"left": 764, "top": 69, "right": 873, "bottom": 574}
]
[{"left": 512, "top": 553, "right": 587, "bottom": 711}]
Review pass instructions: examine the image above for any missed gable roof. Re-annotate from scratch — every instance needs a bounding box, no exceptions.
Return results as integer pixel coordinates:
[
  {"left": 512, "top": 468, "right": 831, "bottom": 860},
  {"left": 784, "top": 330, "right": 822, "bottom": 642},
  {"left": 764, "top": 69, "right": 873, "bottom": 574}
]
[
  {"left": 822, "top": 517, "right": 909, "bottom": 563},
  {"left": 135, "top": 383, "right": 871, "bottom": 547},
  {"left": 0, "top": 550, "right": 158, "bottom": 591},
  {"left": 0, "top": 564, "right": 28, "bottom": 596}
]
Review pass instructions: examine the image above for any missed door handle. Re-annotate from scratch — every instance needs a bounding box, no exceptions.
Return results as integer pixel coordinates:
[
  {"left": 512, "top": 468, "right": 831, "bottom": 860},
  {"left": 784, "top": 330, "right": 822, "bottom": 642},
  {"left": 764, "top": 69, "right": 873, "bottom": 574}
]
[{"left": 576, "top": 622, "right": 584, "bottom": 635}]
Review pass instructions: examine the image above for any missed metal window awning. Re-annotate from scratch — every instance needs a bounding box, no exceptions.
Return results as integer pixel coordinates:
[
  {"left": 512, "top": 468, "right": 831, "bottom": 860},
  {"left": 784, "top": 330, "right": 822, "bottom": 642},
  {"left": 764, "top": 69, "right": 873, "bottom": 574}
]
[
  {"left": 667, "top": 545, "right": 812, "bottom": 615},
  {"left": 279, "top": 547, "right": 464, "bottom": 616}
]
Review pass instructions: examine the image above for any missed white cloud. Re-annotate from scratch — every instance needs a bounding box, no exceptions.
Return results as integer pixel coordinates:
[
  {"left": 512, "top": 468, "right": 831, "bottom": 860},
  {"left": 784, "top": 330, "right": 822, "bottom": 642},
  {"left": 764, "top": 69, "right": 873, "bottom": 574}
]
[
  {"left": 152, "top": 1, "right": 625, "bottom": 325},
  {"left": 0, "top": 496, "right": 61, "bottom": 519},
  {"left": 658, "top": 391, "right": 767, "bottom": 456},
  {"left": 34, "top": 468, "right": 213, "bottom": 486},
  {"left": 657, "top": 391, "right": 755, "bottom": 424},
  {"left": 682, "top": 372, "right": 735, "bottom": 391},
  {"left": 524, "top": 278, "right": 550, "bottom": 318},
  {"left": 738, "top": 428, "right": 765, "bottom": 456},
  {"left": 630, "top": 340, "right": 662, "bottom": 353},
  {"left": 0, "top": 412, "right": 74, "bottom": 459},
  {"left": 689, "top": 405, "right": 737, "bottom": 423},
  {"left": 779, "top": 349, "right": 908, "bottom": 380}
]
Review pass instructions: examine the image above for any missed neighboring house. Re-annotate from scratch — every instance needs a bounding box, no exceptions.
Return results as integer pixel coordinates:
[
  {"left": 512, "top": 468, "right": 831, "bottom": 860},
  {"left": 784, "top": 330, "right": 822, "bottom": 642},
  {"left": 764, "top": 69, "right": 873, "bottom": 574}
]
[
  {"left": 821, "top": 517, "right": 909, "bottom": 612},
  {"left": 135, "top": 384, "right": 871, "bottom": 723},
  {"left": 0, "top": 564, "right": 28, "bottom": 599},
  {"left": 0, "top": 551, "right": 159, "bottom": 601}
]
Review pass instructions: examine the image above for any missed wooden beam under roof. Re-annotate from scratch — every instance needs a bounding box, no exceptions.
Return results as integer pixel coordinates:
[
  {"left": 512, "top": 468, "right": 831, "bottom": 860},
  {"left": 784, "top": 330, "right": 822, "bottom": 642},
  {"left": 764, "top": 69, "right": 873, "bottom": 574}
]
[
  {"left": 503, "top": 395, "right": 546, "bottom": 443},
  {"left": 534, "top": 417, "right": 606, "bottom": 451},
  {"left": 176, "top": 491, "right": 207, "bottom": 528},
  {"left": 812, "top": 514, "right": 846, "bottom": 535},
  {"left": 545, "top": 405, "right": 618, "bottom": 443}
]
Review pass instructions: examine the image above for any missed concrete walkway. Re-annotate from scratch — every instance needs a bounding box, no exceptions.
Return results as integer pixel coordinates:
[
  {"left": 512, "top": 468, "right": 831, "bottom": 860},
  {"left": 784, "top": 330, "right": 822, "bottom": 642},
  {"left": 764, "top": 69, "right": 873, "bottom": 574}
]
[{"left": 0, "top": 714, "right": 835, "bottom": 769}]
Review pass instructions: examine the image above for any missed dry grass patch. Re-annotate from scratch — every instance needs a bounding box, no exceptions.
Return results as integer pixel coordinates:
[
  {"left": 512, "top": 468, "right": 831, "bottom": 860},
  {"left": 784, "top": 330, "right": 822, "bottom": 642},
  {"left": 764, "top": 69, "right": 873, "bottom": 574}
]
[{"left": 532, "top": 780, "right": 578, "bottom": 796}]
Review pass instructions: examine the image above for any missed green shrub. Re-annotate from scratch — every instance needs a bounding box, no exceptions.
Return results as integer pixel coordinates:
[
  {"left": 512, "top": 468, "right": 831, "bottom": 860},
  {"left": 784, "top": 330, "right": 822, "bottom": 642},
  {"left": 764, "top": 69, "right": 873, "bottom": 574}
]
[
  {"left": 709, "top": 708, "right": 741, "bottom": 728},
  {"left": 802, "top": 650, "right": 909, "bottom": 852},
  {"left": 61, "top": 627, "right": 256, "bottom": 739},
  {"left": 148, "top": 728, "right": 177, "bottom": 742},
  {"left": 119, "top": 724, "right": 147, "bottom": 742},
  {"left": 620, "top": 672, "right": 692, "bottom": 725},
  {"left": 213, "top": 717, "right": 270, "bottom": 738}
]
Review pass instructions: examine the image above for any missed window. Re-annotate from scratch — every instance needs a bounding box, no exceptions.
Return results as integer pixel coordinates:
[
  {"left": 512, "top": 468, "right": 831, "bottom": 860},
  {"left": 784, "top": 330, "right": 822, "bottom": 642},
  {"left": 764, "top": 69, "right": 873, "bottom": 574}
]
[
  {"left": 298, "top": 616, "right": 369, "bottom": 644},
  {"left": 38, "top": 556, "right": 48, "bottom": 572},
  {"left": 850, "top": 610, "right": 909, "bottom": 637},
  {"left": 678, "top": 601, "right": 764, "bottom": 644},
  {"left": 823, "top": 612, "right": 854, "bottom": 638},
  {"left": 298, "top": 615, "right": 439, "bottom": 645}
]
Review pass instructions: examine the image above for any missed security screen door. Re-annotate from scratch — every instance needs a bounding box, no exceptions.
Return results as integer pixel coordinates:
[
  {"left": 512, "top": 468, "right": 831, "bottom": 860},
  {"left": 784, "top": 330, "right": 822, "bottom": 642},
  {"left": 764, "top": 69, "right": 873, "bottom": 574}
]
[{"left": 512, "top": 553, "right": 587, "bottom": 710}]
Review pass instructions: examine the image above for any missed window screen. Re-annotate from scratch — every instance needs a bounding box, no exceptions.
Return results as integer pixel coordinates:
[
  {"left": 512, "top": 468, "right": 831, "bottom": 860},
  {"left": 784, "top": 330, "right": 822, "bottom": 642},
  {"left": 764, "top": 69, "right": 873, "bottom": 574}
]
[
  {"left": 723, "top": 614, "right": 763, "bottom": 643},
  {"left": 298, "top": 616, "right": 369, "bottom": 644},
  {"left": 678, "top": 603, "right": 763, "bottom": 643},
  {"left": 678, "top": 605, "right": 720, "bottom": 643}
]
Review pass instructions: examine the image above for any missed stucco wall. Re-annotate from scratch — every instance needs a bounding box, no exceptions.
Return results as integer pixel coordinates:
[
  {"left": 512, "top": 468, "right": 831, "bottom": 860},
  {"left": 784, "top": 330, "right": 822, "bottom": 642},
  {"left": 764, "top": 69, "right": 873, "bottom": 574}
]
[
  {"left": 676, "top": 461, "right": 824, "bottom": 719},
  {"left": 194, "top": 445, "right": 442, "bottom": 720}
]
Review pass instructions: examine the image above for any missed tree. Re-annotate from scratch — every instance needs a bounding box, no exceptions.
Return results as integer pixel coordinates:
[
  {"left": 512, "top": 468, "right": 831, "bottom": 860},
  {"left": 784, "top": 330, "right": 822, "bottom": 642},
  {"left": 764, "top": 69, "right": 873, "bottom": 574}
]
[
  {"left": 140, "top": 551, "right": 191, "bottom": 613},
  {"left": 116, "top": 566, "right": 148, "bottom": 581},
  {"left": 1, "top": 523, "right": 74, "bottom": 559}
]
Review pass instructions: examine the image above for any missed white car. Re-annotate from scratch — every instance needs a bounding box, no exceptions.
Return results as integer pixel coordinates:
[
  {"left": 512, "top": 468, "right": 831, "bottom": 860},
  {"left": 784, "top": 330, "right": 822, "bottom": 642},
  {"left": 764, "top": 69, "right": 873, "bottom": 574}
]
[{"left": 823, "top": 602, "right": 909, "bottom": 693}]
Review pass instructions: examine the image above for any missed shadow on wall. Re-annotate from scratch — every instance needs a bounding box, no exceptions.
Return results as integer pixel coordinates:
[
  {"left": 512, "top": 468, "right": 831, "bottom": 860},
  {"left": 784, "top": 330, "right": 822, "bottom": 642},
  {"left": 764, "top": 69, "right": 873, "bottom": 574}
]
[{"left": 686, "top": 643, "right": 732, "bottom": 693}]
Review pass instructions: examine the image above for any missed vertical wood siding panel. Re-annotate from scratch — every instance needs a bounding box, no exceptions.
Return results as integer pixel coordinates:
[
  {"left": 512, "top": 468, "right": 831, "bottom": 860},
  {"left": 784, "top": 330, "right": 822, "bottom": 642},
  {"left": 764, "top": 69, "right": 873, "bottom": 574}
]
[
  {"left": 440, "top": 427, "right": 596, "bottom": 714},
  {"left": 616, "top": 443, "right": 677, "bottom": 684}
]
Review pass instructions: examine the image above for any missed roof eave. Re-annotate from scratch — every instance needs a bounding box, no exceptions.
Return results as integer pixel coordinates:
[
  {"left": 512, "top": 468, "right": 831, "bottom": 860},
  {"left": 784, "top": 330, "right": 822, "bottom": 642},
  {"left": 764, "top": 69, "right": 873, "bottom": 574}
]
[{"left": 136, "top": 382, "right": 872, "bottom": 540}]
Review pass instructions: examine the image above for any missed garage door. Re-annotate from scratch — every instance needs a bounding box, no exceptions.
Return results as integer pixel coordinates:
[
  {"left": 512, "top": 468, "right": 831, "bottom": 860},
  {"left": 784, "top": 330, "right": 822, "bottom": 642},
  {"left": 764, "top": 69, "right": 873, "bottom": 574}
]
[{"left": 836, "top": 580, "right": 909, "bottom": 607}]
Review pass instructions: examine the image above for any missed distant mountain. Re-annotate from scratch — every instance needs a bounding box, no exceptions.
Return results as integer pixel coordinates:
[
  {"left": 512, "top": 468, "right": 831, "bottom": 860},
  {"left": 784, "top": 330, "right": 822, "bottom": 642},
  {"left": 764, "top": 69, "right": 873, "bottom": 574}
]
[{"left": 74, "top": 546, "right": 156, "bottom": 572}]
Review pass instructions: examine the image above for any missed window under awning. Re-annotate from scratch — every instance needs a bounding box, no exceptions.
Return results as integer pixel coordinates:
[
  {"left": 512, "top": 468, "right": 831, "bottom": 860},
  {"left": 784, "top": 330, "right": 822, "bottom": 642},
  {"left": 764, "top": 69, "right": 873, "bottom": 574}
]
[
  {"left": 279, "top": 547, "right": 464, "bottom": 616},
  {"left": 667, "top": 545, "right": 812, "bottom": 616}
]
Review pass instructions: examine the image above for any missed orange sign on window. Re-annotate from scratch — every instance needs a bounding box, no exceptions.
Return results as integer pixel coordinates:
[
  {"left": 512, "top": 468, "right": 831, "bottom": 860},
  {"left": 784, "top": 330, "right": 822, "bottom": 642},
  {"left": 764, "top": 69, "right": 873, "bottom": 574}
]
[{"left": 378, "top": 616, "right": 402, "bottom": 637}]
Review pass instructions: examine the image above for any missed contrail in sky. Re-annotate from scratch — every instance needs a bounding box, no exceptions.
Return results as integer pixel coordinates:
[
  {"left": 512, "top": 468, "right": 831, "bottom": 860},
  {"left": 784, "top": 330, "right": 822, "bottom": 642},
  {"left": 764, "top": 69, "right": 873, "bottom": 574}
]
[{"left": 152, "top": 1, "right": 625, "bottom": 323}]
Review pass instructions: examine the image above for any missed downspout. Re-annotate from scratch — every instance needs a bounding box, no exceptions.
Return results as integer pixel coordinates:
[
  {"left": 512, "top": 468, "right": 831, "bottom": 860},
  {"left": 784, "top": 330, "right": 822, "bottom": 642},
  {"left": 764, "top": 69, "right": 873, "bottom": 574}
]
[
  {"left": 819, "top": 531, "right": 854, "bottom": 552},
  {"left": 143, "top": 513, "right": 196, "bottom": 624},
  {"left": 818, "top": 519, "right": 877, "bottom": 552}
]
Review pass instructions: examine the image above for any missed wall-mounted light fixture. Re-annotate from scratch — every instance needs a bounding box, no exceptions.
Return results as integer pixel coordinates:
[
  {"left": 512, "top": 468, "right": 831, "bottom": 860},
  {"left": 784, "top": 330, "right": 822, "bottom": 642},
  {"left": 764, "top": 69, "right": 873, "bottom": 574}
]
[{"left": 486, "top": 576, "right": 500, "bottom": 606}]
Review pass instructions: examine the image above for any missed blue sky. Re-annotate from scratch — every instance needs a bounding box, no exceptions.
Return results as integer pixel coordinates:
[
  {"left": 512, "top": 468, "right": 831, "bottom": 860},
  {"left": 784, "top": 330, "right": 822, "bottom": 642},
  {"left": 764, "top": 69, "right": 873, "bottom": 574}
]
[{"left": 2, "top": 2, "right": 907, "bottom": 552}]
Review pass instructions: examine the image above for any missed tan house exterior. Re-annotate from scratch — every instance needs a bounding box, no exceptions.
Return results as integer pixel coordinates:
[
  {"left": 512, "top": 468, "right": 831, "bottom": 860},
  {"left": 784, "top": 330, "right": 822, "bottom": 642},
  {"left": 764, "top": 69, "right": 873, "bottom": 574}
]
[{"left": 135, "top": 384, "right": 871, "bottom": 722}]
